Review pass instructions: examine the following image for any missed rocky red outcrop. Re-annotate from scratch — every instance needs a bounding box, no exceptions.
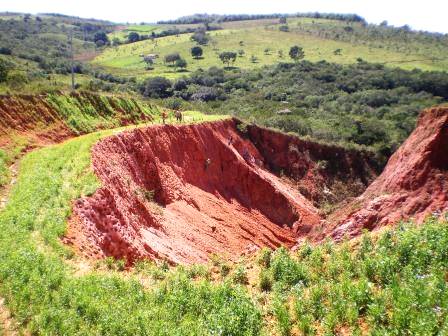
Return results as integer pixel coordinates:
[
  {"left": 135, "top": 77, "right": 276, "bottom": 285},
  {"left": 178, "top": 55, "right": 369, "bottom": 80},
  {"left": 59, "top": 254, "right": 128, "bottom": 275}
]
[
  {"left": 326, "top": 107, "right": 448, "bottom": 240},
  {"left": 67, "top": 119, "right": 379, "bottom": 264}
]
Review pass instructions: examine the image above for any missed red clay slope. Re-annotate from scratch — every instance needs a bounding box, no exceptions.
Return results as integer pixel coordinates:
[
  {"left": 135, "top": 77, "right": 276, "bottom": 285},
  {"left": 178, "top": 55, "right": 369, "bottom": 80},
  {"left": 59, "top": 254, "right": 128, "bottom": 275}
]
[
  {"left": 0, "top": 94, "right": 73, "bottom": 147},
  {"left": 326, "top": 107, "right": 448, "bottom": 240},
  {"left": 246, "top": 125, "right": 379, "bottom": 207},
  {"left": 68, "top": 119, "right": 323, "bottom": 264}
]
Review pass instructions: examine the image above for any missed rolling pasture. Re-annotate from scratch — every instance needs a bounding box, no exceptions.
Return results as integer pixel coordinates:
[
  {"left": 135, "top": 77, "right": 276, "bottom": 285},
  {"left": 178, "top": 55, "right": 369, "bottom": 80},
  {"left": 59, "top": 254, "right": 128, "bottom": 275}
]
[{"left": 93, "top": 18, "right": 448, "bottom": 79}]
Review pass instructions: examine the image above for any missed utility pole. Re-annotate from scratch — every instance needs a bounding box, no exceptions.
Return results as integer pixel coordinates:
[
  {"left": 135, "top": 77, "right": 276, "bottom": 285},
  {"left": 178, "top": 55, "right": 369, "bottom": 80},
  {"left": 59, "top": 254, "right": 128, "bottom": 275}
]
[{"left": 68, "top": 30, "right": 75, "bottom": 91}]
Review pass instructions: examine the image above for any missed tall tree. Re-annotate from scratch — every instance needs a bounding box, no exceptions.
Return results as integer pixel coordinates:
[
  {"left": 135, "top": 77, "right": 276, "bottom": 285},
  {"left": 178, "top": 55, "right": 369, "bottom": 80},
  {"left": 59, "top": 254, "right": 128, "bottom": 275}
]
[
  {"left": 219, "top": 51, "right": 237, "bottom": 68},
  {"left": 164, "top": 53, "right": 181, "bottom": 65},
  {"left": 191, "top": 46, "right": 203, "bottom": 59}
]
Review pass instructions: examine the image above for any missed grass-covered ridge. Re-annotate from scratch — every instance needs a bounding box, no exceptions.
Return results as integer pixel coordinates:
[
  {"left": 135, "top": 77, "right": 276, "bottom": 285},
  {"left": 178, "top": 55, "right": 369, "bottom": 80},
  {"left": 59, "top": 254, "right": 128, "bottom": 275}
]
[
  {"left": 0, "top": 91, "right": 162, "bottom": 188},
  {"left": 44, "top": 91, "right": 160, "bottom": 134},
  {"left": 93, "top": 17, "right": 448, "bottom": 80},
  {"left": 0, "top": 111, "right": 446, "bottom": 334}
]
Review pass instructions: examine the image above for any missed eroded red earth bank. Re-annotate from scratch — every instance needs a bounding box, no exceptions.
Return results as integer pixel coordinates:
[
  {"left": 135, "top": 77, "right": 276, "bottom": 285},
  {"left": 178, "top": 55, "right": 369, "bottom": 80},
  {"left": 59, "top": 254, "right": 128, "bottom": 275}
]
[{"left": 66, "top": 108, "right": 448, "bottom": 264}]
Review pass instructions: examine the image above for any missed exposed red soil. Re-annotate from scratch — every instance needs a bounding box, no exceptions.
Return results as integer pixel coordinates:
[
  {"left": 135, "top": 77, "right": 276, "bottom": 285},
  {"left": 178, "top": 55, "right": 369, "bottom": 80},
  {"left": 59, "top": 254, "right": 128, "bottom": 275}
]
[
  {"left": 0, "top": 92, "right": 154, "bottom": 149},
  {"left": 0, "top": 94, "right": 73, "bottom": 148},
  {"left": 66, "top": 107, "right": 448, "bottom": 264},
  {"left": 324, "top": 107, "right": 448, "bottom": 240},
  {"left": 67, "top": 119, "right": 379, "bottom": 264},
  {"left": 246, "top": 125, "right": 379, "bottom": 207}
]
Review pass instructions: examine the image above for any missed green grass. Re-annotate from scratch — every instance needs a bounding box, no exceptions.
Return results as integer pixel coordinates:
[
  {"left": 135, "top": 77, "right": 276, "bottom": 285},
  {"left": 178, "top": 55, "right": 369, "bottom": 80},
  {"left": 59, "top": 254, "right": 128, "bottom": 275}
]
[
  {"left": 45, "top": 92, "right": 159, "bottom": 134},
  {"left": 0, "top": 149, "right": 9, "bottom": 187},
  {"left": 264, "top": 218, "right": 448, "bottom": 335},
  {"left": 93, "top": 18, "right": 448, "bottom": 80},
  {"left": 108, "top": 24, "right": 161, "bottom": 42}
]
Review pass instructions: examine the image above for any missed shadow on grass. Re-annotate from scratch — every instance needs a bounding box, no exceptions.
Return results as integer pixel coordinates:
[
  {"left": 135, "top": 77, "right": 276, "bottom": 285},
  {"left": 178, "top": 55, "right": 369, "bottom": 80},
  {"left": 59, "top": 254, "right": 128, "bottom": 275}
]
[{"left": 223, "top": 66, "right": 240, "bottom": 70}]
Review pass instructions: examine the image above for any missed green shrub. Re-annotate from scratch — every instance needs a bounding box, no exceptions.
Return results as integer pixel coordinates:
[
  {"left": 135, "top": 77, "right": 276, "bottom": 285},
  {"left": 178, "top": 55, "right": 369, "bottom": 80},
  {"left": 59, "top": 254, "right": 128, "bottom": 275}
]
[
  {"left": 270, "top": 247, "right": 309, "bottom": 287},
  {"left": 257, "top": 247, "right": 272, "bottom": 268},
  {"left": 232, "top": 265, "right": 248, "bottom": 285},
  {"left": 259, "top": 269, "right": 272, "bottom": 292}
]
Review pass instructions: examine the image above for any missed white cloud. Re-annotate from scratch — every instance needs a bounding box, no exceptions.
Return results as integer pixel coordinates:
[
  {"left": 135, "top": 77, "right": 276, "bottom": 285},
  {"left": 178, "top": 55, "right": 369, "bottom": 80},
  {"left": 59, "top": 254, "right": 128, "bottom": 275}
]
[{"left": 2, "top": 0, "right": 447, "bottom": 33}]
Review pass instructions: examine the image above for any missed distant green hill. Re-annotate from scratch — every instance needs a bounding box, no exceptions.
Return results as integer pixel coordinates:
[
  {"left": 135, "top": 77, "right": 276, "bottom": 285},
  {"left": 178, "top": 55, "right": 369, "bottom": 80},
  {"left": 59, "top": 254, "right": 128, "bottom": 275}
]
[{"left": 93, "top": 17, "right": 448, "bottom": 80}]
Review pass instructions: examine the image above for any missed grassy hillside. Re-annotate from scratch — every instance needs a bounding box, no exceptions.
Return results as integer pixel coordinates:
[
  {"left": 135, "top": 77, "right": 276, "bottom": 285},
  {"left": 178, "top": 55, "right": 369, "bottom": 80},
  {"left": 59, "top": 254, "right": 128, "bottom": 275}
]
[
  {"left": 0, "top": 13, "right": 120, "bottom": 93},
  {"left": 93, "top": 17, "right": 448, "bottom": 80}
]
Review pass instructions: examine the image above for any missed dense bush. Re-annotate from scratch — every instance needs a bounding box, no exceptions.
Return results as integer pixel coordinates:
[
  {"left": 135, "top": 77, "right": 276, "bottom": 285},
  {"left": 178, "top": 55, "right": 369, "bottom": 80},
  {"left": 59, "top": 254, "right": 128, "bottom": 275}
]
[
  {"left": 0, "top": 58, "right": 9, "bottom": 82},
  {"left": 260, "top": 217, "right": 448, "bottom": 335},
  {"left": 140, "top": 76, "right": 172, "bottom": 98},
  {"left": 169, "top": 60, "right": 447, "bottom": 160}
]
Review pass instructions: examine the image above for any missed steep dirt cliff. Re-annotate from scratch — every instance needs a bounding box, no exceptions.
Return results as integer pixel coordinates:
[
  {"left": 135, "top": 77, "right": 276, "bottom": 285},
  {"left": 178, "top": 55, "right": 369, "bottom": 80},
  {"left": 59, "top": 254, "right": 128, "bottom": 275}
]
[
  {"left": 246, "top": 125, "right": 379, "bottom": 207},
  {"left": 0, "top": 92, "right": 156, "bottom": 148},
  {"left": 67, "top": 119, "right": 379, "bottom": 264},
  {"left": 0, "top": 94, "right": 72, "bottom": 147},
  {"left": 326, "top": 107, "right": 448, "bottom": 240}
]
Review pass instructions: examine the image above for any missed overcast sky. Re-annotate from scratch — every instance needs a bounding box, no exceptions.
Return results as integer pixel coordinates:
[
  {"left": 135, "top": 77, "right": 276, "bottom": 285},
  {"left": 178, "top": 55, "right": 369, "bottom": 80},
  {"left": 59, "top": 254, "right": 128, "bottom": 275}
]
[{"left": 2, "top": 0, "right": 447, "bottom": 33}]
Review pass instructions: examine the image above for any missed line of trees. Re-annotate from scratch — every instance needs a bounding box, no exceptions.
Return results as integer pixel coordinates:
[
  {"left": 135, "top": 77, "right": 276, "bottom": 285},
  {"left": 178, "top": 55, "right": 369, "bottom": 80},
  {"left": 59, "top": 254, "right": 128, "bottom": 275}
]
[{"left": 158, "top": 12, "right": 365, "bottom": 25}]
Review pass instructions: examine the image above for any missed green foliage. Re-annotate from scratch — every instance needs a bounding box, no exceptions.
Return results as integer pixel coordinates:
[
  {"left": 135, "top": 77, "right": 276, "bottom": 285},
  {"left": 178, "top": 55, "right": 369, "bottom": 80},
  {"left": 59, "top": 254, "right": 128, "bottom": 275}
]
[
  {"left": 191, "top": 46, "right": 203, "bottom": 59},
  {"left": 164, "top": 52, "right": 181, "bottom": 65},
  {"left": 180, "top": 61, "right": 446, "bottom": 159},
  {"left": 175, "top": 58, "right": 188, "bottom": 71},
  {"left": 140, "top": 76, "right": 172, "bottom": 98},
  {"left": 191, "top": 30, "right": 210, "bottom": 45},
  {"left": 219, "top": 51, "right": 237, "bottom": 67},
  {"left": 0, "top": 14, "right": 112, "bottom": 75},
  {"left": 220, "top": 262, "right": 231, "bottom": 278},
  {"left": 45, "top": 92, "right": 157, "bottom": 134},
  {"left": 257, "top": 247, "right": 272, "bottom": 268},
  {"left": 0, "top": 149, "right": 10, "bottom": 187},
  {"left": 270, "top": 247, "right": 309, "bottom": 287},
  {"left": 289, "top": 45, "right": 305, "bottom": 61},
  {"left": 259, "top": 269, "right": 273, "bottom": 292},
  {"left": 232, "top": 265, "right": 249, "bottom": 285},
  {"left": 261, "top": 217, "right": 448, "bottom": 334},
  {"left": 272, "top": 295, "right": 292, "bottom": 336},
  {"left": 127, "top": 31, "right": 140, "bottom": 43},
  {"left": 0, "top": 58, "right": 8, "bottom": 82}
]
